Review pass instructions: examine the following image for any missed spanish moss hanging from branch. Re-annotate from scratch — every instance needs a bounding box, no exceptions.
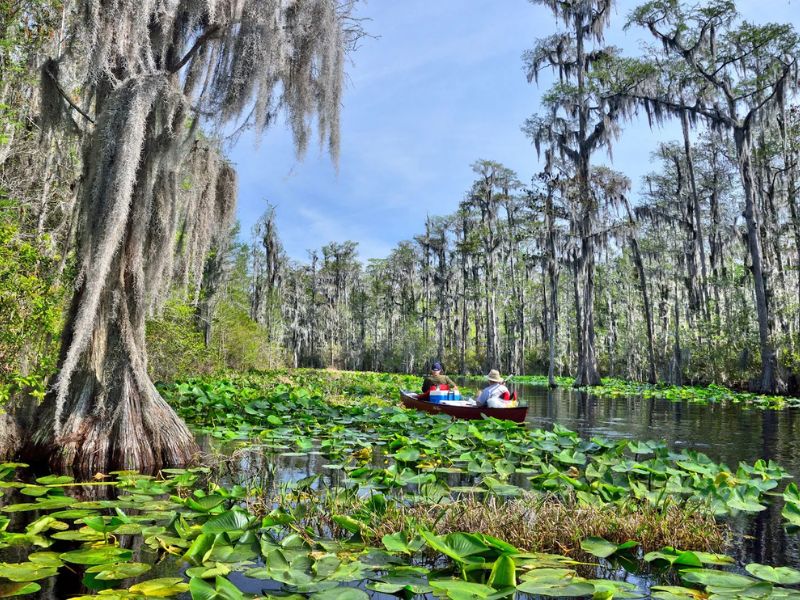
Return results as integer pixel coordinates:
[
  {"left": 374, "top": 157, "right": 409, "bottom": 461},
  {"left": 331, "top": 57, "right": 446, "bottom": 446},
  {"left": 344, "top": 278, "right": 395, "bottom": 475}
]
[{"left": 27, "top": 0, "right": 362, "bottom": 474}]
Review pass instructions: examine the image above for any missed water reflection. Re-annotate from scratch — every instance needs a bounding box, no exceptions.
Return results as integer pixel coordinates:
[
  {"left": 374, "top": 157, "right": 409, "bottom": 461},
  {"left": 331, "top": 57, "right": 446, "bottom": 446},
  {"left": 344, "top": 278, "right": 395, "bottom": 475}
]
[{"left": 502, "top": 382, "right": 800, "bottom": 569}]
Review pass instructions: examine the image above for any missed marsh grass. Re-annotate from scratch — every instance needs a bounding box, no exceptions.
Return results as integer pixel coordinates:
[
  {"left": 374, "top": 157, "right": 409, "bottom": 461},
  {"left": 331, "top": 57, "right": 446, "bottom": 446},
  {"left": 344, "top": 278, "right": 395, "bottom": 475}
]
[{"left": 250, "top": 487, "right": 728, "bottom": 557}]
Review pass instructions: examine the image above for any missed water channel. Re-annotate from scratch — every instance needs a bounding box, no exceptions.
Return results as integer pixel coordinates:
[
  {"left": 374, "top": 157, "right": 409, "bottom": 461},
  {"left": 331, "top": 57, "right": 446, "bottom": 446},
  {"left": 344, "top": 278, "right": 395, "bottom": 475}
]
[{"left": 504, "top": 381, "right": 800, "bottom": 569}]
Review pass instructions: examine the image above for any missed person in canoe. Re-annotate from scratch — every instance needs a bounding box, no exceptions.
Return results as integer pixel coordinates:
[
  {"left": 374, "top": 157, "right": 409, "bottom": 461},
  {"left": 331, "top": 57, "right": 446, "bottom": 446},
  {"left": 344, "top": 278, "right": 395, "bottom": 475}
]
[
  {"left": 476, "top": 369, "right": 518, "bottom": 408},
  {"left": 420, "top": 362, "right": 459, "bottom": 403}
]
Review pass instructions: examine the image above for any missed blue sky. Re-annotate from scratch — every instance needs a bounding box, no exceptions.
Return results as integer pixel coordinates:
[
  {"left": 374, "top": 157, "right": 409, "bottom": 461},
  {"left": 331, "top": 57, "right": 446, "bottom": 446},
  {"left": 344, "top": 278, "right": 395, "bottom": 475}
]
[{"left": 228, "top": 0, "right": 799, "bottom": 261}]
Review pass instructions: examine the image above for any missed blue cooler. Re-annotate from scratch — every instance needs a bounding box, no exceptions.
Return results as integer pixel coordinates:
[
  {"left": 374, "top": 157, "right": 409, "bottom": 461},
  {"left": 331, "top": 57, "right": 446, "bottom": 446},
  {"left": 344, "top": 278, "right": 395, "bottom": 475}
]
[
  {"left": 428, "top": 386, "right": 448, "bottom": 404},
  {"left": 429, "top": 386, "right": 461, "bottom": 404}
]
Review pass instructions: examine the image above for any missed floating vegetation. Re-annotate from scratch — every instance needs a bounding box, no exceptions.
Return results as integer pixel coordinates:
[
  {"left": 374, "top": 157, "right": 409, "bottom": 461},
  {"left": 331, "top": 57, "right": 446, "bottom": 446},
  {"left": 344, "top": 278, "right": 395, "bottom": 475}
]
[
  {"left": 162, "top": 375, "right": 797, "bottom": 524},
  {"left": 1, "top": 370, "right": 799, "bottom": 598},
  {"left": 0, "top": 463, "right": 798, "bottom": 600}
]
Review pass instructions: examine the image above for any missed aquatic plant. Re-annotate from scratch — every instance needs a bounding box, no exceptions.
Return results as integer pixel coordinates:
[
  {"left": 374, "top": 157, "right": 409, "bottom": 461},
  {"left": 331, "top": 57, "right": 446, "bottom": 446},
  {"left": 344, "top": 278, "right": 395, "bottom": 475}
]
[
  {"left": 0, "top": 463, "right": 798, "bottom": 599},
  {"left": 161, "top": 374, "right": 796, "bottom": 526}
]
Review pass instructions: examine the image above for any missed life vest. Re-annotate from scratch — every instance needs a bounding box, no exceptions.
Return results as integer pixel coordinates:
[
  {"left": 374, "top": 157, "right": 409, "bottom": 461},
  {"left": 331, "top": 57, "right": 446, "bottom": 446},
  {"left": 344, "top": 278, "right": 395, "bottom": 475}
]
[{"left": 488, "top": 390, "right": 518, "bottom": 408}]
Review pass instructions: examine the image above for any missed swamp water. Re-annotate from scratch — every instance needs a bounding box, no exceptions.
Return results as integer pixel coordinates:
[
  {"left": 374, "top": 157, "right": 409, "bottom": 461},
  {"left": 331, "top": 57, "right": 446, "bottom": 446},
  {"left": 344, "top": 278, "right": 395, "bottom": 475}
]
[
  {"left": 504, "top": 382, "right": 800, "bottom": 570},
  {"left": 2, "top": 378, "right": 800, "bottom": 599}
]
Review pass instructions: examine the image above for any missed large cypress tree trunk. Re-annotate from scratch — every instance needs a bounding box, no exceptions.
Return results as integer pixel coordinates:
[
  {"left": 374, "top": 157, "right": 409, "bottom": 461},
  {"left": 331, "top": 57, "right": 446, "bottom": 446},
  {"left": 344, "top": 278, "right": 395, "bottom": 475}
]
[{"left": 26, "top": 76, "right": 198, "bottom": 474}]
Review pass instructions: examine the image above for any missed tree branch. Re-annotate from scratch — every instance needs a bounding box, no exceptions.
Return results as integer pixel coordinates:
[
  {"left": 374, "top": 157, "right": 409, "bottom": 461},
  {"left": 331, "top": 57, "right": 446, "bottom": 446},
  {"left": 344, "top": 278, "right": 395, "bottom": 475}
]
[
  {"left": 44, "top": 65, "right": 95, "bottom": 124},
  {"left": 169, "top": 24, "right": 221, "bottom": 74}
]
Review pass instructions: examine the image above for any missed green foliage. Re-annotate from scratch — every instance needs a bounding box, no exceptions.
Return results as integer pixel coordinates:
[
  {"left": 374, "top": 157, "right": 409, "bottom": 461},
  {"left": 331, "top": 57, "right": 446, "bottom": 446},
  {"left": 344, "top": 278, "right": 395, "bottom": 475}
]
[
  {"left": 159, "top": 370, "right": 794, "bottom": 522},
  {"left": 509, "top": 374, "right": 800, "bottom": 409},
  {"left": 145, "top": 297, "right": 221, "bottom": 382},
  {"left": 0, "top": 198, "right": 63, "bottom": 405},
  {"left": 0, "top": 461, "right": 785, "bottom": 600},
  {"left": 0, "top": 368, "right": 799, "bottom": 599}
]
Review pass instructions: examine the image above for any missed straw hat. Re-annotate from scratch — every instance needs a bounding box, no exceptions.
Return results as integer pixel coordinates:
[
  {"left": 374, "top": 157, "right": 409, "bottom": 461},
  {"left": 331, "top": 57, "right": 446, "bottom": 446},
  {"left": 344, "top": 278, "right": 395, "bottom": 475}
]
[{"left": 486, "top": 369, "right": 504, "bottom": 383}]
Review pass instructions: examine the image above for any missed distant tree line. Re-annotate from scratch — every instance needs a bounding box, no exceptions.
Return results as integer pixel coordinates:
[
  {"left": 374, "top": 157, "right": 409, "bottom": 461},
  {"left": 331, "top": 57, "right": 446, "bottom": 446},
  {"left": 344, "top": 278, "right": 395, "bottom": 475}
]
[
  {"left": 226, "top": 1, "right": 800, "bottom": 393},
  {"left": 1, "top": 0, "right": 799, "bottom": 470}
]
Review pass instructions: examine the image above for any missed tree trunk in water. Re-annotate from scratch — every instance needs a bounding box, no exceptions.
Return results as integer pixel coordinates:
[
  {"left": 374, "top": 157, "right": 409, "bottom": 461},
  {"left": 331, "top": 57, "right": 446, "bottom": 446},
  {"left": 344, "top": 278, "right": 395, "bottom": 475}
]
[
  {"left": 28, "top": 251, "right": 198, "bottom": 475},
  {"left": 25, "top": 76, "right": 198, "bottom": 474}
]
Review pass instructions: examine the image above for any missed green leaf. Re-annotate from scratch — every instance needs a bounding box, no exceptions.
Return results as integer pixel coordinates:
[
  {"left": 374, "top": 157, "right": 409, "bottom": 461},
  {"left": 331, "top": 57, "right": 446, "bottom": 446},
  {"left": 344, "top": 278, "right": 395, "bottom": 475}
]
[
  {"left": 185, "top": 563, "right": 232, "bottom": 580},
  {"left": 644, "top": 549, "right": 702, "bottom": 568},
  {"left": 429, "top": 579, "right": 513, "bottom": 600},
  {"left": 50, "top": 528, "right": 105, "bottom": 542},
  {"left": 310, "top": 588, "right": 369, "bottom": 600},
  {"left": 184, "top": 533, "right": 217, "bottom": 564},
  {"left": 59, "top": 546, "right": 133, "bottom": 565},
  {"left": 783, "top": 482, "right": 800, "bottom": 504},
  {"left": 516, "top": 579, "right": 595, "bottom": 597},
  {"left": 35, "top": 475, "right": 74, "bottom": 485},
  {"left": 487, "top": 555, "right": 516, "bottom": 589},
  {"left": 85, "top": 562, "right": 152, "bottom": 581},
  {"left": 128, "top": 577, "right": 190, "bottom": 597},
  {"left": 26, "top": 552, "right": 63, "bottom": 567},
  {"left": 446, "top": 533, "right": 491, "bottom": 557},
  {"left": 0, "top": 563, "right": 58, "bottom": 582},
  {"left": 394, "top": 447, "right": 421, "bottom": 462},
  {"left": 783, "top": 501, "right": 800, "bottom": 526},
  {"left": 201, "top": 509, "right": 251, "bottom": 533},
  {"left": 679, "top": 569, "right": 757, "bottom": 588},
  {"left": 332, "top": 514, "right": 366, "bottom": 534},
  {"left": 186, "top": 495, "right": 226, "bottom": 513},
  {"left": 382, "top": 531, "right": 411, "bottom": 553},
  {"left": 188, "top": 576, "right": 243, "bottom": 600},
  {"left": 650, "top": 585, "right": 705, "bottom": 600},
  {"left": 0, "top": 582, "right": 41, "bottom": 598},
  {"left": 745, "top": 563, "right": 800, "bottom": 585},
  {"left": 580, "top": 537, "right": 637, "bottom": 559}
]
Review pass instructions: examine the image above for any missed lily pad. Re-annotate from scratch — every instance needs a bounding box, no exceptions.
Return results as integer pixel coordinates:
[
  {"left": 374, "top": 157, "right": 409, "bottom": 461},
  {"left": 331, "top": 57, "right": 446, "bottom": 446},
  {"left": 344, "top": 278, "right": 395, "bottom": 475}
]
[
  {"left": 0, "top": 582, "right": 42, "bottom": 598},
  {"left": 128, "top": 577, "right": 190, "bottom": 597},
  {"left": 745, "top": 563, "right": 800, "bottom": 585},
  {"left": 86, "top": 562, "right": 153, "bottom": 581},
  {"left": 59, "top": 546, "right": 133, "bottom": 565},
  {"left": 580, "top": 537, "right": 637, "bottom": 559},
  {"left": 0, "top": 563, "right": 58, "bottom": 582}
]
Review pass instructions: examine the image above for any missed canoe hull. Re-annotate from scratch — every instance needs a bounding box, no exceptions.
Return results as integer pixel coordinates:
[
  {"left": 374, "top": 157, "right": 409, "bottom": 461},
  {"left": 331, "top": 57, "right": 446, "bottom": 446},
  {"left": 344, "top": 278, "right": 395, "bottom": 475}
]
[{"left": 400, "top": 391, "right": 528, "bottom": 423}]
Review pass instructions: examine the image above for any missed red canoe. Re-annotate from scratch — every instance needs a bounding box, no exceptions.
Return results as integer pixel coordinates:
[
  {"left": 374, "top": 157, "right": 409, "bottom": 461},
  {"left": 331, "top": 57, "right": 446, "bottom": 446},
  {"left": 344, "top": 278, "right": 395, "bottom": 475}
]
[{"left": 400, "top": 391, "right": 528, "bottom": 423}]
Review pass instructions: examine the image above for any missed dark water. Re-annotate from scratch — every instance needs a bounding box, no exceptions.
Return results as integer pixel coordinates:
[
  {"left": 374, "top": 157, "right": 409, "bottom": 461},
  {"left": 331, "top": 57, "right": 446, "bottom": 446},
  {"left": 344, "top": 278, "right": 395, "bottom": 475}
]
[{"left": 504, "top": 382, "right": 800, "bottom": 569}]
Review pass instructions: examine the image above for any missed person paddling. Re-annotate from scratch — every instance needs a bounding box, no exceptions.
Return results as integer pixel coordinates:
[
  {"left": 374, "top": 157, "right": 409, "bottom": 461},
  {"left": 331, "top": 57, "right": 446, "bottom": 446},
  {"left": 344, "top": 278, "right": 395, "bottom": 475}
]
[{"left": 476, "top": 369, "right": 517, "bottom": 408}]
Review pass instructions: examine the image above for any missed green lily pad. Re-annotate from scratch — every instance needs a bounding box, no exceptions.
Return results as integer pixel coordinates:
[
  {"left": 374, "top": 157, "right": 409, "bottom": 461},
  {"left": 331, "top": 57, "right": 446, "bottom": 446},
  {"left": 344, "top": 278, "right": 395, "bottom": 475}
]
[
  {"left": 430, "top": 579, "right": 514, "bottom": 600},
  {"left": 26, "top": 552, "right": 63, "bottom": 567},
  {"left": 680, "top": 569, "right": 757, "bottom": 588},
  {"left": 50, "top": 528, "right": 106, "bottom": 542},
  {"left": 60, "top": 546, "right": 133, "bottom": 565},
  {"left": 86, "top": 562, "right": 153, "bottom": 580},
  {"left": 580, "top": 537, "right": 637, "bottom": 559},
  {"left": 745, "top": 563, "right": 800, "bottom": 585},
  {"left": 128, "top": 577, "right": 189, "bottom": 597},
  {"left": 35, "top": 475, "right": 74, "bottom": 486},
  {"left": 201, "top": 509, "right": 251, "bottom": 533},
  {"left": 310, "top": 587, "right": 369, "bottom": 600},
  {"left": 0, "top": 582, "right": 42, "bottom": 598},
  {"left": 0, "top": 563, "right": 58, "bottom": 582}
]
